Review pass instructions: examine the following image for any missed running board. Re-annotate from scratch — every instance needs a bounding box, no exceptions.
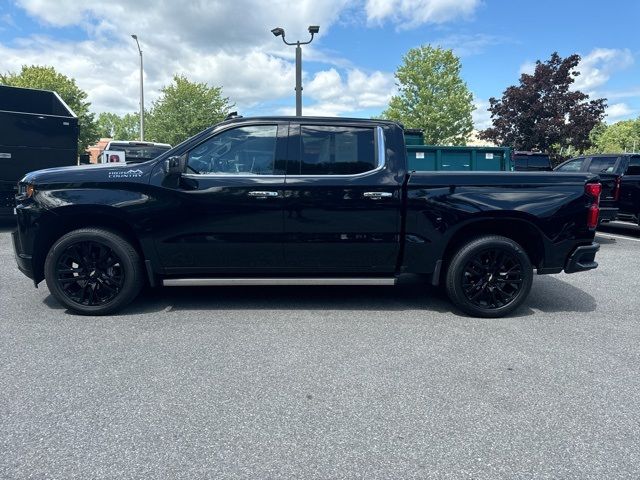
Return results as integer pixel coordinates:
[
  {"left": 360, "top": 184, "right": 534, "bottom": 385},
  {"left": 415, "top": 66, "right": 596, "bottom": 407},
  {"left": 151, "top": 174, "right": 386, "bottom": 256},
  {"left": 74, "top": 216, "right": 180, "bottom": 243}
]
[{"left": 162, "top": 277, "right": 397, "bottom": 287}]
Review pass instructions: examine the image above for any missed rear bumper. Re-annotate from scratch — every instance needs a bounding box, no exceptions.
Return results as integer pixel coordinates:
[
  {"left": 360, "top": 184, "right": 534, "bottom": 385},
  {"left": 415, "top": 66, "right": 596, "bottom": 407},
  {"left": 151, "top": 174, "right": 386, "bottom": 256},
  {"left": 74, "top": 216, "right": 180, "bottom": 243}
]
[
  {"left": 12, "top": 230, "right": 34, "bottom": 280},
  {"left": 564, "top": 242, "right": 599, "bottom": 274},
  {"left": 598, "top": 207, "right": 619, "bottom": 223}
]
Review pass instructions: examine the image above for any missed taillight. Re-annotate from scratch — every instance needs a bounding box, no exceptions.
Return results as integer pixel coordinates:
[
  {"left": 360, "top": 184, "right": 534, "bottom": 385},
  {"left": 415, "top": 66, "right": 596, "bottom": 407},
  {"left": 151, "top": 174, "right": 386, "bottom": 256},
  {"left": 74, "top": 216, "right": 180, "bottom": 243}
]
[
  {"left": 585, "top": 182, "right": 601, "bottom": 229},
  {"left": 613, "top": 176, "right": 621, "bottom": 201},
  {"left": 585, "top": 183, "right": 601, "bottom": 200}
]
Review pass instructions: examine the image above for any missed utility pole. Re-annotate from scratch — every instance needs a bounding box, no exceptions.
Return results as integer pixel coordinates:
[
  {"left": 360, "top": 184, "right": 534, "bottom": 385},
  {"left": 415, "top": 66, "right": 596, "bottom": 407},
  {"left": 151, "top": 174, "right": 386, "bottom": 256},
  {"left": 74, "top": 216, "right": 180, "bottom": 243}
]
[{"left": 131, "top": 34, "right": 144, "bottom": 140}]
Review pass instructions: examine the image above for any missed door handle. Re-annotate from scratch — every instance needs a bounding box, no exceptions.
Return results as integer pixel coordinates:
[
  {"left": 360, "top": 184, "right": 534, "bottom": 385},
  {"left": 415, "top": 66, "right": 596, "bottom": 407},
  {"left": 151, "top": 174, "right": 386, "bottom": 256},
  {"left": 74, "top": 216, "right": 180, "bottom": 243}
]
[
  {"left": 363, "top": 192, "right": 393, "bottom": 199},
  {"left": 248, "top": 190, "right": 280, "bottom": 198}
]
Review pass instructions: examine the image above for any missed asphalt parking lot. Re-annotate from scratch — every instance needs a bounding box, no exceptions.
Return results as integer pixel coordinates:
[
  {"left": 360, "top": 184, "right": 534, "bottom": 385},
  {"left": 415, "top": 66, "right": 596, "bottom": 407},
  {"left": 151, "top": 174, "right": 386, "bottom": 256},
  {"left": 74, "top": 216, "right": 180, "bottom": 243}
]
[{"left": 1, "top": 221, "right": 639, "bottom": 479}]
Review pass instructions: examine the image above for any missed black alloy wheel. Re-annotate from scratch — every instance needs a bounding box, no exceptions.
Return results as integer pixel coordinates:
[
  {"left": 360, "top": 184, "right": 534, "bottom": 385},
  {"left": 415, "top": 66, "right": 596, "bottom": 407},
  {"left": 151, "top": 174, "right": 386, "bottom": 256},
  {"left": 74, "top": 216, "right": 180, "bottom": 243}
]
[
  {"left": 461, "top": 248, "right": 523, "bottom": 309},
  {"left": 445, "top": 235, "right": 533, "bottom": 318},
  {"left": 55, "top": 240, "right": 125, "bottom": 306},
  {"left": 45, "top": 228, "right": 144, "bottom": 315}
]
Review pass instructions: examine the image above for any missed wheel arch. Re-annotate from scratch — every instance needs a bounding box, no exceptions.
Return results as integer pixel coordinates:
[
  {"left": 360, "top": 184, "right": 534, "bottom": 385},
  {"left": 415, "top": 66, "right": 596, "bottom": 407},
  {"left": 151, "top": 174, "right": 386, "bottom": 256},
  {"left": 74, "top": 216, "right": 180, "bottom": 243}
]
[
  {"left": 438, "top": 218, "right": 546, "bottom": 284},
  {"left": 32, "top": 206, "right": 146, "bottom": 284}
]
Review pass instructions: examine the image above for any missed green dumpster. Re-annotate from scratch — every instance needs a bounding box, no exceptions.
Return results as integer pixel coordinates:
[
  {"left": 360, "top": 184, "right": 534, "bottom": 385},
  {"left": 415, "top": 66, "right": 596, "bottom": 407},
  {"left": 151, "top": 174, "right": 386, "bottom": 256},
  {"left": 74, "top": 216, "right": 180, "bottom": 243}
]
[{"left": 406, "top": 144, "right": 513, "bottom": 172}]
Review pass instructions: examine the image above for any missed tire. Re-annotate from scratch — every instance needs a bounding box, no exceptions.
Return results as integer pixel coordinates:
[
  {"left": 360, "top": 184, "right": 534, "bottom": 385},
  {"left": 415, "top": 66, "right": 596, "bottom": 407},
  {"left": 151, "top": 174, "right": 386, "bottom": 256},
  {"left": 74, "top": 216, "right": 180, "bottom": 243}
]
[
  {"left": 44, "top": 228, "right": 144, "bottom": 315},
  {"left": 445, "top": 235, "right": 533, "bottom": 318}
]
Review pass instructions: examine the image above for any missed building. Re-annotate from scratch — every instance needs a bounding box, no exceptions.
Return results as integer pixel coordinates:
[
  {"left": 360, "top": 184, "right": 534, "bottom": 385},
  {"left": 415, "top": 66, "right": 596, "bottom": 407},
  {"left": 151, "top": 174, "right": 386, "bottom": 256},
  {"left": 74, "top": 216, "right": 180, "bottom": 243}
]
[{"left": 86, "top": 137, "right": 112, "bottom": 164}]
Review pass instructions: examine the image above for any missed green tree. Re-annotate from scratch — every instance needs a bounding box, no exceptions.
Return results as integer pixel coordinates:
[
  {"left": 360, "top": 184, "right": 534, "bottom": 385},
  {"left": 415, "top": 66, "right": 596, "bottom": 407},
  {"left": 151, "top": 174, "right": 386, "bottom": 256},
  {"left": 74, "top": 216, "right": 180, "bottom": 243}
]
[
  {"left": 96, "top": 112, "right": 140, "bottom": 140},
  {"left": 480, "top": 53, "right": 606, "bottom": 153},
  {"left": 381, "top": 46, "right": 474, "bottom": 145},
  {"left": 146, "top": 75, "right": 233, "bottom": 145},
  {"left": 589, "top": 118, "right": 640, "bottom": 153},
  {"left": 0, "top": 65, "right": 99, "bottom": 154}
]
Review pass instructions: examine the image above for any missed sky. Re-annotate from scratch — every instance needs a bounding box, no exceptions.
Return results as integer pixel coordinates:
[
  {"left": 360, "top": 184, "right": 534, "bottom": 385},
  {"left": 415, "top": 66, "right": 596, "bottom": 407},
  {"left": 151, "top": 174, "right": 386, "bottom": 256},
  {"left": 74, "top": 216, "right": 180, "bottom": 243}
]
[{"left": 0, "top": 0, "right": 638, "bottom": 130}]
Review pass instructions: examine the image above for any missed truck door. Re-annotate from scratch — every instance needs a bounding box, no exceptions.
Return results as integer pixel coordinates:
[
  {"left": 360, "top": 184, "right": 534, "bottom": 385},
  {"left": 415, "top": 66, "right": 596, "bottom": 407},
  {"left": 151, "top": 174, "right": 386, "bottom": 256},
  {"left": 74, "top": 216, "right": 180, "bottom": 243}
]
[
  {"left": 283, "top": 123, "right": 402, "bottom": 273},
  {"left": 152, "top": 122, "right": 287, "bottom": 273}
]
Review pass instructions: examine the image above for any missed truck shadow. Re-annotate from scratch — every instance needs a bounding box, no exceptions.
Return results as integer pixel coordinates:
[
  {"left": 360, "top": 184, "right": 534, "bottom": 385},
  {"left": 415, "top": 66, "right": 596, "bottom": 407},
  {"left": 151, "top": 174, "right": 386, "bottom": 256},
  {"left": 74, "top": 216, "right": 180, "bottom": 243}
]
[
  {"left": 522, "top": 275, "right": 597, "bottom": 314},
  {"left": 126, "top": 284, "right": 457, "bottom": 315},
  {"left": 44, "top": 274, "right": 596, "bottom": 318}
]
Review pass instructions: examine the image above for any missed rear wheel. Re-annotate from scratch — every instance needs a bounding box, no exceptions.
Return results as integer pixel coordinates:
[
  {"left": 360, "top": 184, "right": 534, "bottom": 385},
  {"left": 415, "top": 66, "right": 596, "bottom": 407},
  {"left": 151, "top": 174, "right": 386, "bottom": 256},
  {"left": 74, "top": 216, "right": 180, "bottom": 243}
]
[
  {"left": 44, "top": 228, "right": 144, "bottom": 315},
  {"left": 445, "top": 235, "right": 533, "bottom": 318}
]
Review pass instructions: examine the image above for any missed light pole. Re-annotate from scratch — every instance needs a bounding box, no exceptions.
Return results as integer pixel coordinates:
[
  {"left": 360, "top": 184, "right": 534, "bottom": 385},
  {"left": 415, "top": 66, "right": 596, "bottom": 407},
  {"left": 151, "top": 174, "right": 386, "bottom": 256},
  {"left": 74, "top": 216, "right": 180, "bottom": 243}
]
[
  {"left": 131, "top": 34, "right": 144, "bottom": 140},
  {"left": 271, "top": 25, "right": 319, "bottom": 116}
]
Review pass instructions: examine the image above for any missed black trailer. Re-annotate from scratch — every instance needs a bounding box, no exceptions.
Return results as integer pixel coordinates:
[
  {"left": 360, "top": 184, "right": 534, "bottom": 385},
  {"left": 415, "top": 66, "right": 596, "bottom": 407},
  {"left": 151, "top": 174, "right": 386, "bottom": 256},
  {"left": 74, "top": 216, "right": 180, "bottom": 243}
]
[{"left": 0, "top": 85, "right": 78, "bottom": 216}]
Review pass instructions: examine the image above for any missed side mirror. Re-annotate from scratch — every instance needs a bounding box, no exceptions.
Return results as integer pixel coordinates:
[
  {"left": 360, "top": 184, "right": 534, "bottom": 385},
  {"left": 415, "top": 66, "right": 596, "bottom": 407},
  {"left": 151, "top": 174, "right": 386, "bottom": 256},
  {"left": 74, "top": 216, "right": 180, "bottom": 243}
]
[{"left": 164, "top": 155, "right": 186, "bottom": 175}]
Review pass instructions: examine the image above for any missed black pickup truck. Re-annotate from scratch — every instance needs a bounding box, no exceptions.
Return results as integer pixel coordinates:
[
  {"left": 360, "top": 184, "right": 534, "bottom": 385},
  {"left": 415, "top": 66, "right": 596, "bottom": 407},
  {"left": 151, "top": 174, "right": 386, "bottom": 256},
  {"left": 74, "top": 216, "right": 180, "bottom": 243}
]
[
  {"left": 555, "top": 154, "right": 640, "bottom": 224},
  {"left": 12, "top": 117, "right": 602, "bottom": 317}
]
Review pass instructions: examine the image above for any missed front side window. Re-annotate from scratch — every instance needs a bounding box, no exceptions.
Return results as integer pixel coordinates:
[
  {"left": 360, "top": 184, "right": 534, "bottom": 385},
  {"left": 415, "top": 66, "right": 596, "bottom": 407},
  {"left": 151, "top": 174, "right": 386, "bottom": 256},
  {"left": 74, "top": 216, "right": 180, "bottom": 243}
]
[
  {"left": 187, "top": 125, "right": 278, "bottom": 175},
  {"left": 298, "top": 126, "right": 376, "bottom": 175},
  {"left": 588, "top": 156, "right": 617, "bottom": 174},
  {"left": 556, "top": 158, "right": 584, "bottom": 172}
]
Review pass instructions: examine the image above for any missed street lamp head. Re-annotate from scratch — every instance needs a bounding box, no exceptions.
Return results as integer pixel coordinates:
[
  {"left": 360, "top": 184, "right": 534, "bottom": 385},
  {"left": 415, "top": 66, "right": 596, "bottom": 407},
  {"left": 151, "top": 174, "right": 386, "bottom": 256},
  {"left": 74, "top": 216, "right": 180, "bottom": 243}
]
[
  {"left": 131, "top": 34, "right": 137, "bottom": 39},
  {"left": 308, "top": 25, "right": 320, "bottom": 34},
  {"left": 271, "top": 27, "right": 285, "bottom": 37}
]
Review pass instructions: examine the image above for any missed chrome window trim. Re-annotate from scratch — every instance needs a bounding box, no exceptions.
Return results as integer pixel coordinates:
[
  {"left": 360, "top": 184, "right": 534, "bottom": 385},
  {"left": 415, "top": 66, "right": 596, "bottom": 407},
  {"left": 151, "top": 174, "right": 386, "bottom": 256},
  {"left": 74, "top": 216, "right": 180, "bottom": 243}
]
[
  {"left": 286, "top": 125, "right": 386, "bottom": 179},
  {"left": 181, "top": 125, "right": 386, "bottom": 179}
]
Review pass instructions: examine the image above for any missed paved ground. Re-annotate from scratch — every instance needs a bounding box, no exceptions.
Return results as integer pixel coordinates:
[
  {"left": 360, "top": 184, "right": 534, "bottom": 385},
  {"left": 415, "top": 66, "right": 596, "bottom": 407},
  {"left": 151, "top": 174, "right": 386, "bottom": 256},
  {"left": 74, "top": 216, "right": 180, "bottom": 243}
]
[{"left": 1, "top": 220, "right": 639, "bottom": 479}]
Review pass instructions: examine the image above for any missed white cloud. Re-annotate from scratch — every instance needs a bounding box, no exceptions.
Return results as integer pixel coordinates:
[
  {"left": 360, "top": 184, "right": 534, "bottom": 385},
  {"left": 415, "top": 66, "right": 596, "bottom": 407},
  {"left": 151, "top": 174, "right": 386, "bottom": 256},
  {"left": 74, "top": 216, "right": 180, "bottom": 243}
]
[
  {"left": 573, "top": 48, "right": 634, "bottom": 93},
  {"left": 3, "top": 0, "right": 479, "bottom": 119},
  {"left": 289, "top": 68, "right": 396, "bottom": 116},
  {"left": 519, "top": 61, "right": 536, "bottom": 76},
  {"left": 432, "top": 33, "right": 508, "bottom": 57},
  {"left": 365, "top": 0, "right": 480, "bottom": 29},
  {"left": 472, "top": 97, "right": 491, "bottom": 130},
  {"left": 606, "top": 102, "right": 635, "bottom": 122},
  {"left": 519, "top": 49, "right": 634, "bottom": 92},
  {"left": 5, "top": 0, "right": 351, "bottom": 114},
  {"left": 602, "top": 87, "right": 640, "bottom": 100}
]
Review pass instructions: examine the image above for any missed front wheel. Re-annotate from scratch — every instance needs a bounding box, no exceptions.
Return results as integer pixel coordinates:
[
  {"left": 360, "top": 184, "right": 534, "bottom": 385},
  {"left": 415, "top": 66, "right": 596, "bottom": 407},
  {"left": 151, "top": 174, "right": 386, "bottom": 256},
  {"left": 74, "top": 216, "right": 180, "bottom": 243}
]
[
  {"left": 445, "top": 235, "right": 533, "bottom": 318},
  {"left": 44, "top": 228, "right": 144, "bottom": 315}
]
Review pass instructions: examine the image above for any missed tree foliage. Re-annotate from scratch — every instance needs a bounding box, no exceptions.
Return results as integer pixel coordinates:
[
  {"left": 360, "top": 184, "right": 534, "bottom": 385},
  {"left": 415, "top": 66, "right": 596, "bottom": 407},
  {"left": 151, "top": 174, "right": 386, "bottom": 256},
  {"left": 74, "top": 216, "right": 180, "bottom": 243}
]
[
  {"left": 1, "top": 65, "right": 99, "bottom": 154},
  {"left": 96, "top": 112, "right": 140, "bottom": 140},
  {"left": 480, "top": 52, "right": 606, "bottom": 152},
  {"left": 382, "top": 46, "right": 474, "bottom": 145},
  {"left": 588, "top": 118, "right": 640, "bottom": 153},
  {"left": 146, "top": 75, "right": 233, "bottom": 146}
]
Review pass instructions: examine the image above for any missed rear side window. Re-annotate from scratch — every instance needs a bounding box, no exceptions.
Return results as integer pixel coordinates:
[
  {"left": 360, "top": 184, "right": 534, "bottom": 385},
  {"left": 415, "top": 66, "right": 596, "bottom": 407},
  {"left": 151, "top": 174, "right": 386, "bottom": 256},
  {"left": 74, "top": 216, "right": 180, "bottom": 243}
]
[
  {"left": 588, "top": 157, "right": 617, "bottom": 174},
  {"left": 299, "top": 126, "right": 376, "bottom": 175},
  {"left": 513, "top": 157, "right": 527, "bottom": 170},
  {"left": 527, "top": 155, "right": 551, "bottom": 169},
  {"left": 626, "top": 156, "right": 640, "bottom": 175},
  {"left": 556, "top": 158, "right": 584, "bottom": 172}
]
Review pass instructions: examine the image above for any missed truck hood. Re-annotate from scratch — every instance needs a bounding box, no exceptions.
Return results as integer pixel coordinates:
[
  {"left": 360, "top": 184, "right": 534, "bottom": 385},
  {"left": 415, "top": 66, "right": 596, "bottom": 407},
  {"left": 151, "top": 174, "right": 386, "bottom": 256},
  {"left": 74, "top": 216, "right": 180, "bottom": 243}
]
[{"left": 21, "top": 161, "right": 155, "bottom": 186}]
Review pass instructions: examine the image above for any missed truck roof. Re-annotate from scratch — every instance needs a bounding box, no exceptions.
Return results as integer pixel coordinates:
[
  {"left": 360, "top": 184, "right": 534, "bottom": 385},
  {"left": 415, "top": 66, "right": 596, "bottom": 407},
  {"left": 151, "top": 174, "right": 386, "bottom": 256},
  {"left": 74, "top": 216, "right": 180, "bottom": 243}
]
[
  {"left": 107, "top": 140, "right": 172, "bottom": 148},
  {"left": 217, "top": 116, "right": 402, "bottom": 128}
]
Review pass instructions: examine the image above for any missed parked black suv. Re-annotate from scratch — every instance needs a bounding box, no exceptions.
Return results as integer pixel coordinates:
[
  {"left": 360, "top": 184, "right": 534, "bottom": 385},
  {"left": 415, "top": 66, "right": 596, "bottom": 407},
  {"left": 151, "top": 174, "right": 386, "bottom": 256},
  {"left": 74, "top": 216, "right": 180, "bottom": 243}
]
[{"left": 555, "top": 154, "right": 640, "bottom": 224}]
